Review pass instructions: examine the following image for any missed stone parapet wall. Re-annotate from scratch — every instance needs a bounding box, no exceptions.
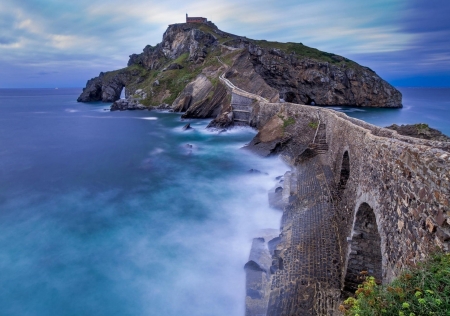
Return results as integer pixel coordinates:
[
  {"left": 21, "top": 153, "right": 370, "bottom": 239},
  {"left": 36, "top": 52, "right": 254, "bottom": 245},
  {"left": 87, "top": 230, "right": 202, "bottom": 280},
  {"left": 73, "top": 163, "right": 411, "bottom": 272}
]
[
  {"left": 320, "top": 105, "right": 450, "bottom": 282},
  {"left": 251, "top": 101, "right": 450, "bottom": 283}
]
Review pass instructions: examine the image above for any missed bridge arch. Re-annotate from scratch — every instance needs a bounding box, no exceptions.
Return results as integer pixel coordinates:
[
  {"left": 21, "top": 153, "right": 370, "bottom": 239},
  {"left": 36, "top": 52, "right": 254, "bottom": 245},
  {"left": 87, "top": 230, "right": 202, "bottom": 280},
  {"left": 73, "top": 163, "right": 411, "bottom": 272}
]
[
  {"left": 338, "top": 150, "right": 350, "bottom": 191},
  {"left": 344, "top": 202, "right": 382, "bottom": 293}
]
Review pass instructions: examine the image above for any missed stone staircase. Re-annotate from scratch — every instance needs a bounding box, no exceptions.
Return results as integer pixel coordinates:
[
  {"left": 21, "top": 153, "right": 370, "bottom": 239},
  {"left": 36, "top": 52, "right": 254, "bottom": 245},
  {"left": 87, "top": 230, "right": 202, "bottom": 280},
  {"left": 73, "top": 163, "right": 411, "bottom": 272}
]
[
  {"left": 315, "top": 123, "right": 329, "bottom": 154},
  {"left": 231, "top": 94, "right": 253, "bottom": 124},
  {"left": 306, "top": 121, "right": 329, "bottom": 157},
  {"left": 216, "top": 56, "right": 268, "bottom": 125}
]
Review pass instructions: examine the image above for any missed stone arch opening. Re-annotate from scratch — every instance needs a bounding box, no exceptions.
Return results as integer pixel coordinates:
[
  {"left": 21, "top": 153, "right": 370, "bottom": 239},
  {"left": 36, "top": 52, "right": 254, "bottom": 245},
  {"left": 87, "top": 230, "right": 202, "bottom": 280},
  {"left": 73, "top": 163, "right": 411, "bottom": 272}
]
[
  {"left": 306, "top": 95, "right": 316, "bottom": 105},
  {"left": 344, "top": 203, "right": 382, "bottom": 293},
  {"left": 339, "top": 151, "right": 350, "bottom": 191}
]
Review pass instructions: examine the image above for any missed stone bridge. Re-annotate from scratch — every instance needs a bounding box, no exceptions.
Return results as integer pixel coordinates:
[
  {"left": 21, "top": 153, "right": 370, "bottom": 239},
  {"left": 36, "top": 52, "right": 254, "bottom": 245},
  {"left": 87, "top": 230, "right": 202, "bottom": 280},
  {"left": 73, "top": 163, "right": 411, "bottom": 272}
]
[
  {"left": 243, "top": 101, "right": 450, "bottom": 315},
  {"left": 216, "top": 57, "right": 450, "bottom": 315}
]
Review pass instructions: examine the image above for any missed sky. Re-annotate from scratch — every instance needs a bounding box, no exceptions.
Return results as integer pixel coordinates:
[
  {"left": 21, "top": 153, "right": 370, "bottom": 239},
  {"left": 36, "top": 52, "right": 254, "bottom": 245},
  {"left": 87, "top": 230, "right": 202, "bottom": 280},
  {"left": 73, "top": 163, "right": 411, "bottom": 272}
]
[{"left": 0, "top": 0, "right": 449, "bottom": 88}]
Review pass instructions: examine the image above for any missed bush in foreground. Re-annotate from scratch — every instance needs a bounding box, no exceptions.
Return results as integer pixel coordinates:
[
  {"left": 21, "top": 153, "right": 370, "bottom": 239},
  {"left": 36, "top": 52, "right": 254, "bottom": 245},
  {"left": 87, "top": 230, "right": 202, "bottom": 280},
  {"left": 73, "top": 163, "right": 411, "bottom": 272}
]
[{"left": 340, "top": 253, "right": 450, "bottom": 316}]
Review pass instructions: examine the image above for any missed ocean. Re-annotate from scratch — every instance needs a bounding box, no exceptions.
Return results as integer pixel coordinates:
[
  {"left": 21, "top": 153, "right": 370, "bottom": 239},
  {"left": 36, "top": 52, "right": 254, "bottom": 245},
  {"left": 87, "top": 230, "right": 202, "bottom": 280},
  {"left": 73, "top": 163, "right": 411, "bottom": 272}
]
[
  {"left": 0, "top": 87, "right": 448, "bottom": 316},
  {"left": 326, "top": 87, "right": 450, "bottom": 136}
]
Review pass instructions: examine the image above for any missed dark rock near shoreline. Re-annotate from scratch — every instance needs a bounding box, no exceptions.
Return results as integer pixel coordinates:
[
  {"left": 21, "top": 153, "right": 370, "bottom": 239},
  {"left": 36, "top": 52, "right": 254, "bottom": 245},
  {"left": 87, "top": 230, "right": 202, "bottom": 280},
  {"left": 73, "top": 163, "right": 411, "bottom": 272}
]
[
  {"left": 386, "top": 123, "right": 450, "bottom": 142},
  {"left": 248, "top": 169, "right": 268, "bottom": 175},
  {"left": 110, "top": 98, "right": 146, "bottom": 111},
  {"left": 207, "top": 111, "right": 234, "bottom": 130},
  {"left": 77, "top": 71, "right": 134, "bottom": 103},
  {"left": 182, "top": 123, "right": 193, "bottom": 130},
  {"left": 156, "top": 103, "right": 171, "bottom": 110}
]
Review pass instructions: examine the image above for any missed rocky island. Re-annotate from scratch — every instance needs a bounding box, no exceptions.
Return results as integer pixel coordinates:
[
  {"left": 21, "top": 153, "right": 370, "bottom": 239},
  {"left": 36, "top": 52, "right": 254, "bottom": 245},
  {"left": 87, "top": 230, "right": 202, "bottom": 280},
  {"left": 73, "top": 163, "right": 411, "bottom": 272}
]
[
  {"left": 78, "top": 17, "right": 450, "bottom": 316},
  {"left": 78, "top": 18, "right": 402, "bottom": 117}
]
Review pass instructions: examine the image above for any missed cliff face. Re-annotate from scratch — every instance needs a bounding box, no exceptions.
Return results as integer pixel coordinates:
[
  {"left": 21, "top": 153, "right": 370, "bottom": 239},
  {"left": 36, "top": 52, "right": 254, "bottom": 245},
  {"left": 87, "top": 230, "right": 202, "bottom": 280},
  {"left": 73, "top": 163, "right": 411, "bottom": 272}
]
[
  {"left": 77, "top": 21, "right": 402, "bottom": 113},
  {"left": 225, "top": 39, "right": 401, "bottom": 107},
  {"left": 77, "top": 71, "right": 130, "bottom": 102}
]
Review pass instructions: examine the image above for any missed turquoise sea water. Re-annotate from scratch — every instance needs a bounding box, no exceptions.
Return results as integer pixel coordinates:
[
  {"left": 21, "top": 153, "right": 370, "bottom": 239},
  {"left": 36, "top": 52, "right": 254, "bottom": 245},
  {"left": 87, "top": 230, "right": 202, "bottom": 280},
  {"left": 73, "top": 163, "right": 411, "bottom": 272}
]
[
  {"left": 0, "top": 89, "right": 287, "bottom": 316},
  {"left": 0, "top": 87, "right": 449, "bottom": 316}
]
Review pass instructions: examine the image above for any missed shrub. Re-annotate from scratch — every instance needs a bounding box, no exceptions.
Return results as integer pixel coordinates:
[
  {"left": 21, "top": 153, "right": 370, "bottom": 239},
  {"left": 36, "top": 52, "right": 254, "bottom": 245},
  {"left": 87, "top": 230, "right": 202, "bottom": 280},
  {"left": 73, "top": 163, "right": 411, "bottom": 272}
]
[
  {"left": 308, "top": 121, "right": 319, "bottom": 129},
  {"left": 340, "top": 253, "right": 450, "bottom": 316},
  {"left": 277, "top": 114, "right": 295, "bottom": 129}
]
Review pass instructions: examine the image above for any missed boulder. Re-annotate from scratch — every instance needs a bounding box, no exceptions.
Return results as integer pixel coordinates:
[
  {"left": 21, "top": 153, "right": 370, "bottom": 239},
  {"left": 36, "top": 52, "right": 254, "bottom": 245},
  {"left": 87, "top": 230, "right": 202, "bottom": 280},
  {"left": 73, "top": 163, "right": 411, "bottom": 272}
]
[
  {"left": 164, "top": 63, "right": 184, "bottom": 71},
  {"left": 156, "top": 103, "right": 171, "bottom": 110},
  {"left": 207, "top": 111, "right": 234, "bottom": 129},
  {"left": 182, "top": 123, "right": 193, "bottom": 131},
  {"left": 110, "top": 98, "right": 146, "bottom": 111}
]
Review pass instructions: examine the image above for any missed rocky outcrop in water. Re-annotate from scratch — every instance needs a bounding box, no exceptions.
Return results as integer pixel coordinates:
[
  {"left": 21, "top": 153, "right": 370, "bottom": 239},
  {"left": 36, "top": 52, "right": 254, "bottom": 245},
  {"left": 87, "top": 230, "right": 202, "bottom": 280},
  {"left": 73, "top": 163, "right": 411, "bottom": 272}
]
[
  {"left": 386, "top": 123, "right": 450, "bottom": 141},
  {"left": 77, "top": 69, "right": 141, "bottom": 102},
  {"left": 110, "top": 89, "right": 148, "bottom": 111},
  {"left": 206, "top": 111, "right": 234, "bottom": 129},
  {"left": 78, "top": 19, "right": 402, "bottom": 115}
]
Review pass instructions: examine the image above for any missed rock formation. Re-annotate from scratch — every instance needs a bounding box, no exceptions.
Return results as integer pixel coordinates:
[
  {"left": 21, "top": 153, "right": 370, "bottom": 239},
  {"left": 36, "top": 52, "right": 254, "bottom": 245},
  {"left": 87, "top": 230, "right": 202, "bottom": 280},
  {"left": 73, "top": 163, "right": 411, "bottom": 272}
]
[
  {"left": 386, "top": 123, "right": 450, "bottom": 141},
  {"left": 78, "top": 20, "right": 402, "bottom": 116}
]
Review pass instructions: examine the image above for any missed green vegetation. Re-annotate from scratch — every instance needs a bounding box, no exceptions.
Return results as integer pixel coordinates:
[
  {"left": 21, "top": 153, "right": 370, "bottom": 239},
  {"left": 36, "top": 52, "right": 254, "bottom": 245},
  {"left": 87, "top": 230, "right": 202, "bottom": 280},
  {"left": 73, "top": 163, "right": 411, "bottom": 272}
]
[
  {"left": 416, "top": 123, "right": 430, "bottom": 130},
  {"left": 103, "top": 64, "right": 148, "bottom": 83},
  {"left": 340, "top": 252, "right": 450, "bottom": 316},
  {"left": 221, "top": 49, "right": 243, "bottom": 67},
  {"left": 101, "top": 69, "right": 122, "bottom": 82},
  {"left": 124, "top": 40, "right": 233, "bottom": 107},
  {"left": 197, "top": 24, "right": 230, "bottom": 44},
  {"left": 172, "top": 53, "right": 189, "bottom": 65},
  {"left": 278, "top": 114, "right": 296, "bottom": 129},
  {"left": 308, "top": 121, "right": 319, "bottom": 129},
  {"left": 139, "top": 98, "right": 154, "bottom": 107},
  {"left": 250, "top": 39, "right": 357, "bottom": 66}
]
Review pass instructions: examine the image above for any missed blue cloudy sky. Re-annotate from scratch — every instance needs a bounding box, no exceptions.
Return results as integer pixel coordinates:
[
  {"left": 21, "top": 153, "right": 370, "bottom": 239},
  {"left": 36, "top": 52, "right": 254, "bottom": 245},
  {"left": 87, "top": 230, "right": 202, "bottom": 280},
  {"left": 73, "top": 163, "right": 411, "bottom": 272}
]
[{"left": 0, "top": 0, "right": 449, "bottom": 88}]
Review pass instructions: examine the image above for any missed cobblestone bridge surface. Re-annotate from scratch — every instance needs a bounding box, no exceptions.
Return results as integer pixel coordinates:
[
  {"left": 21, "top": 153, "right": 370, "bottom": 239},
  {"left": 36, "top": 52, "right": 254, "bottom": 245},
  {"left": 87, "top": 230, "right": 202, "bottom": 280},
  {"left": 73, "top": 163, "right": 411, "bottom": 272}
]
[{"left": 266, "top": 157, "right": 342, "bottom": 316}]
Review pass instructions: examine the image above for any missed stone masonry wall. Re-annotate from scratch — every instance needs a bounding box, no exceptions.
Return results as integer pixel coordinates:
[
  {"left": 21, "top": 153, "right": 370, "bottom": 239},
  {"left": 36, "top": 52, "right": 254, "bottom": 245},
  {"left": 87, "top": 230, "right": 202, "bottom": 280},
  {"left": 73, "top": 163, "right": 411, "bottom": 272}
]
[{"left": 251, "top": 101, "right": 450, "bottom": 284}]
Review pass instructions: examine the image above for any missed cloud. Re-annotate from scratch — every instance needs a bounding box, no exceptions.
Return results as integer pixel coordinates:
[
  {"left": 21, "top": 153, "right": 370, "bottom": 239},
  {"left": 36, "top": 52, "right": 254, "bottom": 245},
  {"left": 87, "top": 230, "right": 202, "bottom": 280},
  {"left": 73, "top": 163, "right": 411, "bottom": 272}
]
[
  {"left": 0, "top": 0, "right": 448, "bottom": 87},
  {"left": 0, "top": 36, "right": 18, "bottom": 45}
]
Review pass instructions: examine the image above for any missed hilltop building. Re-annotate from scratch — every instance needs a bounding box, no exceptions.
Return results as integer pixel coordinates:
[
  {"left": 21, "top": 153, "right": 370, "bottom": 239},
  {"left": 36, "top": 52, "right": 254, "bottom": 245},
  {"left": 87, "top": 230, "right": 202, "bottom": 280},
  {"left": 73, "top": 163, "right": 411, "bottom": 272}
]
[{"left": 186, "top": 13, "right": 207, "bottom": 23}]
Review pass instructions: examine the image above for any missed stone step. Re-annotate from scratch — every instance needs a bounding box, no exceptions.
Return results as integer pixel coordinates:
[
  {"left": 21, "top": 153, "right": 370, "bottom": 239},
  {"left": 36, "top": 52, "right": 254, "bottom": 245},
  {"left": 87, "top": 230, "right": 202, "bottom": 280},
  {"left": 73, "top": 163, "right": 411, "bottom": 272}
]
[
  {"left": 234, "top": 119, "right": 249, "bottom": 122},
  {"left": 233, "top": 110, "right": 251, "bottom": 113},
  {"left": 234, "top": 113, "right": 251, "bottom": 121},
  {"left": 232, "top": 105, "right": 251, "bottom": 110}
]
